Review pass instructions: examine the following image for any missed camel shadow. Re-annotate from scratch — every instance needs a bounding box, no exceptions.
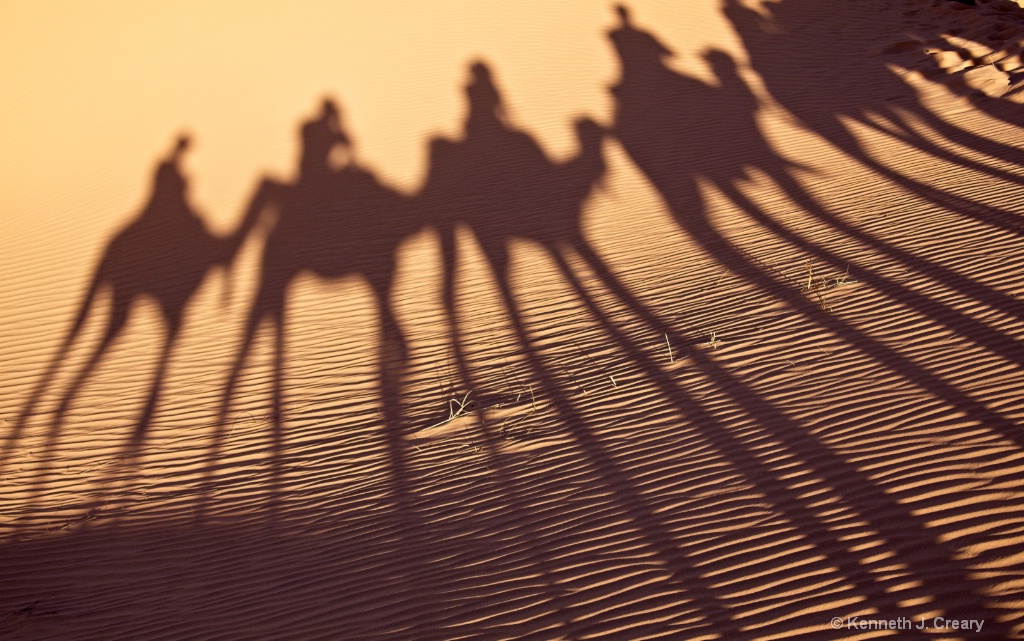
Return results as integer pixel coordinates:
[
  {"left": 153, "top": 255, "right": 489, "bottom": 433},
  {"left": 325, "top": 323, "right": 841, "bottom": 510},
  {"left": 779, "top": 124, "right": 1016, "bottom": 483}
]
[
  {"left": 7, "top": 136, "right": 256, "bottom": 495},
  {"left": 419, "top": 62, "right": 605, "bottom": 415},
  {"left": 416, "top": 60, "right": 758, "bottom": 636},
  {"left": 600, "top": 4, "right": 1016, "bottom": 633},
  {"left": 207, "top": 99, "right": 417, "bottom": 526},
  {"left": 723, "top": 0, "right": 1024, "bottom": 237}
]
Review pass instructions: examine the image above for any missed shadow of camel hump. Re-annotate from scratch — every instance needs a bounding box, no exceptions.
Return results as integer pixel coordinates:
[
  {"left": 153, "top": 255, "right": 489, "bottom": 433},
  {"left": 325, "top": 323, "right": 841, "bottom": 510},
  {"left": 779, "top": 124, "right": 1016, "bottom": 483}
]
[{"left": 6, "top": 135, "right": 257, "bottom": 483}]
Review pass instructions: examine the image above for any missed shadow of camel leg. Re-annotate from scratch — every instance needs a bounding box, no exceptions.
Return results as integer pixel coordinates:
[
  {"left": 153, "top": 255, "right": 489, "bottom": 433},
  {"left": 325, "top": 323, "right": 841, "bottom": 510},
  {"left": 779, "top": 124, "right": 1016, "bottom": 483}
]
[
  {"left": 486, "top": 254, "right": 740, "bottom": 636},
  {"left": 912, "top": 108, "right": 1024, "bottom": 169},
  {"left": 856, "top": 114, "right": 1024, "bottom": 186},
  {"left": 197, "top": 285, "right": 278, "bottom": 523},
  {"left": 265, "top": 305, "right": 286, "bottom": 523},
  {"left": 4, "top": 280, "right": 106, "bottom": 473},
  {"left": 25, "top": 286, "right": 133, "bottom": 510},
  {"left": 91, "top": 320, "right": 183, "bottom": 510},
  {"left": 767, "top": 166, "right": 1024, "bottom": 320},
  {"left": 133, "top": 320, "right": 182, "bottom": 451},
  {"left": 716, "top": 176, "right": 1024, "bottom": 365},
  {"left": 552, "top": 243, "right": 1010, "bottom": 629}
]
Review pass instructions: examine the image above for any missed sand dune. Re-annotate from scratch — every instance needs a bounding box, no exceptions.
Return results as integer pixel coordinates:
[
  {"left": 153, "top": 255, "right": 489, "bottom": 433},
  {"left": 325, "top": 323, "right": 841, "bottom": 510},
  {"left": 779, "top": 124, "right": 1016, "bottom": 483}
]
[{"left": 2, "top": 0, "right": 1024, "bottom": 639}]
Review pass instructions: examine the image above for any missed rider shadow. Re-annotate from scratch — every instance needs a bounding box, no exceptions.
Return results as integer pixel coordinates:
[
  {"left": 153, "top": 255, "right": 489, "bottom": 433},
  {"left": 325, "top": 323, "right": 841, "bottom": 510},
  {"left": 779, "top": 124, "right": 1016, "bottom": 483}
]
[
  {"left": 600, "top": 5, "right": 1014, "bottom": 632},
  {"left": 7, "top": 136, "right": 251, "bottom": 491}
]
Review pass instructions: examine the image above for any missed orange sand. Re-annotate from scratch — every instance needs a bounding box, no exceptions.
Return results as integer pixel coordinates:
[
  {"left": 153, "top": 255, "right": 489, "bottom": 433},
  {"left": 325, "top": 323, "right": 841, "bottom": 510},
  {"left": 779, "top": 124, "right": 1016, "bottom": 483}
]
[{"left": 2, "top": 0, "right": 1024, "bottom": 639}]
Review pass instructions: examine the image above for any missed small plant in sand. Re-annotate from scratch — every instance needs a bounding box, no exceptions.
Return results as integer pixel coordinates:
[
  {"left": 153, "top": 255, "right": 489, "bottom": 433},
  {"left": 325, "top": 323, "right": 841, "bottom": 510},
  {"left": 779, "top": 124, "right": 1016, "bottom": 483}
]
[
  {"left": 446, "top": 390, "right": 475, "bottom": 423},
  {"left": 747, "top": 252, "right": 854, "bottom": 312},
  {"left": 706, "top": 330, "right": 720, "bottom": 350},
  {"left": 802, "top": 258, "right": 855, "bottom": 312},
  {"left": 415, "top": 389, "right": 477, "bottom": 433}
]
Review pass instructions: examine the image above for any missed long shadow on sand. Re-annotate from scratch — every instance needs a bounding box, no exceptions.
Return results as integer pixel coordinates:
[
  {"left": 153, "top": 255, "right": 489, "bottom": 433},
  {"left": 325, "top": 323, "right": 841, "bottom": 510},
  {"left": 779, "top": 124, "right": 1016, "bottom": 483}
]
[
  {"left": 591, "top": 5, "right": 1019, "bottom": 633},
  {"left": 401, "top": 26, "right": 1021, "bottom": 629},
  {"left": 5, "top": 136, "right": 258, "bottom": 502},
  {"left": 418, "top": 61, "right": 745, "bottom": 637},
  {"left": 6, "top": 8, "right": 1024, "bottom": 638},
  {"left": 208, "top": 100, "right": 407, "bottom": 513},
  {"left": 393, "top": 7, "right": 1019, "bottom": 636},
  {"left": 724, "top": 0, "right": 1024, "bottom": 239},
  {"left": 201, "top": 98, "right": 456, "bottom": 622}
]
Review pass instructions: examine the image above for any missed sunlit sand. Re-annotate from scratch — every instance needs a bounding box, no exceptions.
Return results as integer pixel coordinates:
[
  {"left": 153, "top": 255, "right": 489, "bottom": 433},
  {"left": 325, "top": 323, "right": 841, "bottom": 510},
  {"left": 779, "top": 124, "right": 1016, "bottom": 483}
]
[{"left": 2, "top": 1, "right": 1023, "bottom": 638}]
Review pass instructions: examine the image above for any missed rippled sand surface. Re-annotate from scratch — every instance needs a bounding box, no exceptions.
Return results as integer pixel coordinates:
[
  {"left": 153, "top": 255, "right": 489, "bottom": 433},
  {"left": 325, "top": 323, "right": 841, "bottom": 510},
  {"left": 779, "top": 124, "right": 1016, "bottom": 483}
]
[{"left": 2, "top": 1, "right": 1024, "bottom": 639}]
